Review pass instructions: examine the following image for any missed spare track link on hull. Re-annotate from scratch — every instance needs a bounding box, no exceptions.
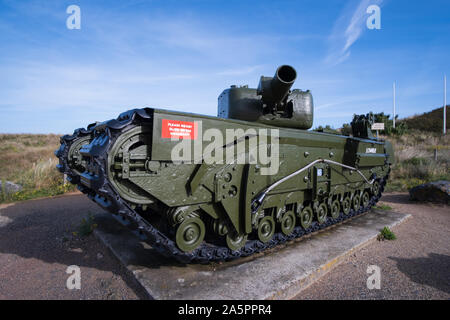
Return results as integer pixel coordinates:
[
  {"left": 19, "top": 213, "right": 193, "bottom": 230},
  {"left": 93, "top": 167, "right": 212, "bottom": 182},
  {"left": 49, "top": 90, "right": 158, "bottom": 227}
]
[{"left": 58, "top": 111, "right": 389, "bottom": 264}]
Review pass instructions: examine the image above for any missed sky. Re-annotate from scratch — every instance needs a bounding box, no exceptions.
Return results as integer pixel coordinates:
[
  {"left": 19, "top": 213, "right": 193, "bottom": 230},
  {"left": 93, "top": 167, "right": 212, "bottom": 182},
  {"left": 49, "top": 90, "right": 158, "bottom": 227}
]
[{"left": 0, "top": 0, "right": 449, "bottom": 134}]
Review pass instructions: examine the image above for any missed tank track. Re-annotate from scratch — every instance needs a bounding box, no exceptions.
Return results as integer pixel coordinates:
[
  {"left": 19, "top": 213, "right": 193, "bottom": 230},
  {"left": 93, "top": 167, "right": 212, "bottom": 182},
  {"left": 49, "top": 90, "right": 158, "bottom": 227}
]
[
  {"left": 54, "top": 124, "right": 95, "bottom": 185},
  {"left": 57, "top": 110, "right": 389, "bottom": 264}
]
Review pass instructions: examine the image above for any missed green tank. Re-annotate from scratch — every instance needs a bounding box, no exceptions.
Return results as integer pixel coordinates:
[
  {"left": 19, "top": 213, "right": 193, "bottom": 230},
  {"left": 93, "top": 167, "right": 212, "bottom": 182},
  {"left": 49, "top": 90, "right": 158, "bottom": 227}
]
[{"left": 55, "top": 65, "right": 394, "bottom": 263}]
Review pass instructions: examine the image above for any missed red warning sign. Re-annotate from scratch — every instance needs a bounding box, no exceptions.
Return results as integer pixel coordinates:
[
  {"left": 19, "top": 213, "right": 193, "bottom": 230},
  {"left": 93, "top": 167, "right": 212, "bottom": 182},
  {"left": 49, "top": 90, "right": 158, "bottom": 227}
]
[{"left": 161, "top": 119, "right": 198, "bottom": 140}]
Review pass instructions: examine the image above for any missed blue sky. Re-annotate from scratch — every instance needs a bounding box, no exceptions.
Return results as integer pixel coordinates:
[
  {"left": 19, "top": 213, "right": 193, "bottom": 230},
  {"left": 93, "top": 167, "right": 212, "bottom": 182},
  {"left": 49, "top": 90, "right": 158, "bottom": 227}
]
[{"left": 0, "top": 0, "right": 449, "bottom": 134}]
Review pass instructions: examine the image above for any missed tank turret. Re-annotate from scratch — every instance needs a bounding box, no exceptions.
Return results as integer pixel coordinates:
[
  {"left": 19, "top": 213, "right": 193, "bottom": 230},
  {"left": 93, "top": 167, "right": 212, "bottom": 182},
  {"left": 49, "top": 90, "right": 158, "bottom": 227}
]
[{"left": 218, "top": 65, "right": 313, "bottom": 130}]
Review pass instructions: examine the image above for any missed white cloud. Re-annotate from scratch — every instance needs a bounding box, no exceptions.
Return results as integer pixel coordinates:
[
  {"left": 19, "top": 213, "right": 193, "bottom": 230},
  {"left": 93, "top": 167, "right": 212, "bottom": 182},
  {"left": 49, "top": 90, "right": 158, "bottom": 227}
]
[{"left": 325, "top": 0, "right": 383, "bottom": 65}]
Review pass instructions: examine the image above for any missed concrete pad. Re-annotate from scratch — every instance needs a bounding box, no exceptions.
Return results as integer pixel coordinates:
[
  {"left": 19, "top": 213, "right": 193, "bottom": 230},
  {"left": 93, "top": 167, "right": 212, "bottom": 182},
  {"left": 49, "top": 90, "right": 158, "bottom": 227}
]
[{"left": 93, "top": 210, "right": 411, "bottom": 300}]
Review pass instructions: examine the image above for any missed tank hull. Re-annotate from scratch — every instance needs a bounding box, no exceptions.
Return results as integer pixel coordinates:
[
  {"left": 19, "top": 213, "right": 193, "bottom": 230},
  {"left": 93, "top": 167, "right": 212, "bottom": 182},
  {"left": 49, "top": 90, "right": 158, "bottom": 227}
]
[
  {"left": 55, "top": 65, "right": 393, "bottom": 263},
  {"left": 57, "top": 108, "right": 391, "bottom": 262}
]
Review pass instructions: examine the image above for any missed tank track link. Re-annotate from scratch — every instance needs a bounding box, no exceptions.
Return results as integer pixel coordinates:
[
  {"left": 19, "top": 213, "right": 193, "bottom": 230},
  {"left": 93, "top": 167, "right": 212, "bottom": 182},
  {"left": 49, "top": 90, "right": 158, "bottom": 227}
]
[{"left": 57, "top": 110, "right": 389, "bottom": 264}]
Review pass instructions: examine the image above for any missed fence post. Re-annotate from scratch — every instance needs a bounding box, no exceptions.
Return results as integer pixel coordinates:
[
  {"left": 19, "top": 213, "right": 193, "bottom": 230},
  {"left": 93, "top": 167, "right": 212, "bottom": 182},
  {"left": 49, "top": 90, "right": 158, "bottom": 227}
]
[{"left": 434, "top": 147, "right": 438, "bottom": 161}]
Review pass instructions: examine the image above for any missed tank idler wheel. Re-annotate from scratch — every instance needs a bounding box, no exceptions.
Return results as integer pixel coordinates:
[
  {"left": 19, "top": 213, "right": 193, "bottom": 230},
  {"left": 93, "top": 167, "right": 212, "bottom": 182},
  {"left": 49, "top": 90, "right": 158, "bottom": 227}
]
[
  {"left": 330, "top": 199, "right": 340, "bottom": 219},
  {"left": 316, "top": 203, "right": 328, "bottom": 224},
  {"left": 352, "top": 193, "right": 361, "bottom": 211},
  {"left": 362, "top": 191, "right": 370, "bottom": 208},
  {"left": 175, "top": 215, "right": 205, "bottom": 252},
  {"left": 258, "top": 216, "right": 275, "bottom": 243},
  {"left": 280, "top": 211, "right": 296, "bottom": 235},
  {"left": 226, "top": 232, "right": 248, "bottom": 251},
  {"left": 299, "top": 206, "right": 313, "bottom": 229}
]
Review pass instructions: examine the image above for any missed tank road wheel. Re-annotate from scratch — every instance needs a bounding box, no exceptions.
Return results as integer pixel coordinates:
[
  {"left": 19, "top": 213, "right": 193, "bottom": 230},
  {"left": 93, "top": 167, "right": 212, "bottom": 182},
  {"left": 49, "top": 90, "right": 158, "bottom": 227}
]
[
  {"left": 361, "top": 191, "right": 370, "bottom": 208},
  {"left": 280, "top": 211, "right": 296, "bottom": 236},
  {"left": 342, "top": 196, "right": 351, "bottom": 215},
  {"left": 175, "top": 215, "right": 205, "bottom": 252},
  {"left": 330, "top": 199, "right": 341, "bottom": 219},
  {"left": 352, "top": 193, "right": 361, "bottom": 211},
  {"left": 372, "top": 180, "right": 381, "bottom": 197},
  {"left": 226, "top": 232, "right": 248, "bottom": 251},
  {"left": 299, "top": 206, "right": 313, "bottom": 229},
  {"left": 316, "top": 203, "right": 328, "bottom": 224},
  {"left": 258, "top": 216, "right": 275, "bottom": 243}
]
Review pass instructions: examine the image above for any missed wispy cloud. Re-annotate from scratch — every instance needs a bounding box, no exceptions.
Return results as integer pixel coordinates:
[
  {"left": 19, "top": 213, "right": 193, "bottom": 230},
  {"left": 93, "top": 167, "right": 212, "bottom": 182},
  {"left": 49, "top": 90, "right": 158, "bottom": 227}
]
[{"left": 325, "top": 0, "right": 383, "bottom": 65}]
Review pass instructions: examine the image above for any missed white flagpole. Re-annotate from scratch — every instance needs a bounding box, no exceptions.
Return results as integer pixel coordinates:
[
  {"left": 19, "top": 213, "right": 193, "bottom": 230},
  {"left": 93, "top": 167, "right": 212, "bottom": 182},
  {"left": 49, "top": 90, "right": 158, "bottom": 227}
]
[
  {"left": 444, "top": 75, "right": 447, "bottom": 135},
  {"left": 393, "top": 81, "right": 396, "bottom": 129}
]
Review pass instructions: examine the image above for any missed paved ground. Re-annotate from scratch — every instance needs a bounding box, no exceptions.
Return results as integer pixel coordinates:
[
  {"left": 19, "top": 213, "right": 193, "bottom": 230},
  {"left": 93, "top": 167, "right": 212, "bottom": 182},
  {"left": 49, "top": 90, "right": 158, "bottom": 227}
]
[
  {"left": 295, "top": 193, "right": 450, "bottom": 300},
  {"left": 0, "top": 192, "right": 448, "bottom": 300},
  {"left": 0, "top": 193, "right": 148, "bottom": 299}
]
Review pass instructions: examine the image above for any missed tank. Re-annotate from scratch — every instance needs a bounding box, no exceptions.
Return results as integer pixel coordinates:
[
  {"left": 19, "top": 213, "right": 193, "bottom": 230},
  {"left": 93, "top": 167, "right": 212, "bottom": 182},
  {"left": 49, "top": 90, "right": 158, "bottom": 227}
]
[{"left": 55, "top": 65, "right": 394, "bottom": 263}]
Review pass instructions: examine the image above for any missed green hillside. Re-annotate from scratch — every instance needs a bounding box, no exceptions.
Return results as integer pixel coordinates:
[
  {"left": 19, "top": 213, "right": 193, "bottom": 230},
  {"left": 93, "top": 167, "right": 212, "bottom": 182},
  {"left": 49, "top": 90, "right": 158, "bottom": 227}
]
[{"left": 398, "top": 106, "right": 449, "bottom": 133}]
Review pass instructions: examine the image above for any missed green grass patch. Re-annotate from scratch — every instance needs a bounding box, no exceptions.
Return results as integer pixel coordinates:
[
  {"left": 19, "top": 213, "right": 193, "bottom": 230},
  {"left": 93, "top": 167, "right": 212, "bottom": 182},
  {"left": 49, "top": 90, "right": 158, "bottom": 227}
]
[
  {"left": 73, "top": 213, "right": 98, "bottom": 237},
  {"left": 0, "top": 183, "right": 76, "bottom": 203},
  {"left": 377, "top": 226, "right": 397, "bottom": 241},
  {"left": 374, "top": 204, "right": 392, "bottom": 211}
]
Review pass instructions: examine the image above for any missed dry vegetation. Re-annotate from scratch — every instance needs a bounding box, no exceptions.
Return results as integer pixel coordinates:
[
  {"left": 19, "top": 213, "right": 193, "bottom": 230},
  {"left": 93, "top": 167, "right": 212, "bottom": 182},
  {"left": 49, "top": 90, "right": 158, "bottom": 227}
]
[
  {"left": 384, "top": 131, "right": 450, "bottom": 192},
  {"left": 0, "top": 134, "right": 75, "bottom": 203},
  {"left": 398, "top": 106, "right": 449, "bottom": 133}
]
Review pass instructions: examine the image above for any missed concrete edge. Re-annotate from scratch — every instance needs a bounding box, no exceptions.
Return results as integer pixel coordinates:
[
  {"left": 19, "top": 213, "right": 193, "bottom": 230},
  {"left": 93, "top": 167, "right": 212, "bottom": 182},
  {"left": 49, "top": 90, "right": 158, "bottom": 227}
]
[
  {"left": 93, "top": 227, "right": 155, "bottom": 299},
  {"left": 270, "top": 212, "right": 412, "bottom": 300}
]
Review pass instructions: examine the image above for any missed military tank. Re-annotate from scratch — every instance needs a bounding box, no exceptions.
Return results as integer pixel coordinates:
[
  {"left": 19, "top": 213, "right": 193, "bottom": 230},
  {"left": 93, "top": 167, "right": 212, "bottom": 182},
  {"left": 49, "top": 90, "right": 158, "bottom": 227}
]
[{"left": 55, "top": 65, "right": 394, "bottom": 263}]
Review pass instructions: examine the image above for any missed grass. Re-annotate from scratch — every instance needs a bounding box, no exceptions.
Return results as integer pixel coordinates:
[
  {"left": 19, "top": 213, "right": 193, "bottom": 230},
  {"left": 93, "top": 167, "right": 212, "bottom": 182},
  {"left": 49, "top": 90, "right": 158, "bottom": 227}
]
[
  {"left": 383, "top": 130, "right": 450, "bottom": 192},
  {"left": 0, "top": 134, "right": 76, "bottom": 203},
  {"left": 377, "top": 226, "right": 397, "bottom": 241},
  {"left": 73, "top": 213, "right": 98, "bottom": 237},
  {"left": 374, "top": 204, "right": 393, "bottom": 211}
]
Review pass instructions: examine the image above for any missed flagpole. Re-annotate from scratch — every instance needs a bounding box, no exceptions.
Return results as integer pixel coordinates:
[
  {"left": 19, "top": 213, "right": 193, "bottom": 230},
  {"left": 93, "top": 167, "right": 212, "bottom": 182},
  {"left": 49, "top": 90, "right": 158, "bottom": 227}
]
[
  {"left": 393, "top": 81, "right": 396, "bottom": 129},
  {"left": 444, "top": 75, "right": 447, "bottom": 135}
]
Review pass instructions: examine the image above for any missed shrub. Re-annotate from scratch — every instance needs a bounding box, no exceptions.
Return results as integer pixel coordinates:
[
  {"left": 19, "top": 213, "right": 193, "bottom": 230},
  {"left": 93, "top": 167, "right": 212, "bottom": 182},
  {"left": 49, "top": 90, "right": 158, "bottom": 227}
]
[
  {"left": 75, "top": 214, "right": 98, "bottom": 237},
  {"left": 377, "top": 227, "right": 397, "bottom": 241}
]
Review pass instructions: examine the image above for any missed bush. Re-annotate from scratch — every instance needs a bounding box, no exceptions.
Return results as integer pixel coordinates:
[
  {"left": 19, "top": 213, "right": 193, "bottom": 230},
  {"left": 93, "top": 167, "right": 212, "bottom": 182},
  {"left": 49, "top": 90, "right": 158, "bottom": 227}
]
[
  {"left": 341, "top": 123, "right": 352, "bottom": 136},
  {"left": 377, "top": 227, "right": 397, "bottom": 241},
  {"left": 339, "top": 112, "right": 408, "bottom": 137},
  {"left": 75, "top": 214, "right": 98, "bottom": 237},
  {"left": 313, "top": 125, "right": 340, "bottom": 134},
  {"left": 373, "top": 112, "right": 408, "bottom": 136}
]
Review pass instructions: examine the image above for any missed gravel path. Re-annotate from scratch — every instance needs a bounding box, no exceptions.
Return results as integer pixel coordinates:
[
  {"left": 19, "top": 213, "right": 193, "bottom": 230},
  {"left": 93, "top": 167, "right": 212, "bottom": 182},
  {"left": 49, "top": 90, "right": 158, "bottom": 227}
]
[
  {"left": 0, "top": 193, "right": 148, "bottom": 300},
  {"left": 294, "top": 192, "right": 450, "bottom": 299}
]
